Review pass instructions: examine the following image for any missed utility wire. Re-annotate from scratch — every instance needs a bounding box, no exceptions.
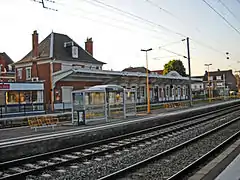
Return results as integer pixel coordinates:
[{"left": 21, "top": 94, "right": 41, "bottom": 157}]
[
  {"left": 202, "top": 0, "right": 240, "bottom": 35},
  {"left": 66, "top": 6, "right": 169, "bottom": 41},
  {"left": 218, "top": 0, "right": 240, "bottom": 24},
  {"left": 144, "top": 0, "right": 180, "bottom": 21},
  {"left": 159, "top": 40, "right": 183, "bottom": 48},
  {"left": 145, "top": 0, "right": 202, "bottom": 34},
  {"left": 83, "top": 0, "right": 186, "bottom": 37},
  {"left": 83, "top": 0, "right": 226, "bottom": 55},
  {"left": 39, "top": 0, "right": 226, "bottom": 57},
  {"left": 159, "top": 47, "right": 187, "bottom": 58},
  {"left": 190, "top": 38, "right": 225, "bottom": 55}
]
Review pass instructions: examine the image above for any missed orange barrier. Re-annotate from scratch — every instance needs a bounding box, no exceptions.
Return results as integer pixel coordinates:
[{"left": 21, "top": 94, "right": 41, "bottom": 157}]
[{"left": 28, "top": 116, "right": 59, "bottom": 131}]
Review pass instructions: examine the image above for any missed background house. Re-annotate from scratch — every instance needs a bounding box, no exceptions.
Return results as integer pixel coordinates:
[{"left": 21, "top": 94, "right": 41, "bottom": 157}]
[
  {"left": 203, "top": 69, "right": 237, "bottom": 97},
  {"left": 191, "top": 75, "right": 205, "bottom": 98},
  {"left": 14, "top": 30, "right": 105, "bottom": 109},
  {"left": 0, "top": 52, "right": 15, "bottom": 82}
]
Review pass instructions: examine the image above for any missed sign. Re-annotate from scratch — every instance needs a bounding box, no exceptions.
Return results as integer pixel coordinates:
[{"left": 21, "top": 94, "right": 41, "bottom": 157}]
[{"left": 0, "top": 84, "right": 10, "bottom": 89}]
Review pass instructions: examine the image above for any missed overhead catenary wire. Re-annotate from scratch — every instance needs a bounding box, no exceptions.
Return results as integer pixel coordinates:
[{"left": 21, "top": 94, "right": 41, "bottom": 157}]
[
  {"left": 31, "top": 0, "right": 228, "bottom": 59},
  {"left": 144, "top": 0, "right": 181, "bottom": 21},
  {"left": 81, "top": 0, "right": 227, "bottom": 56},
  {"left": 144, "top": 0, "right": 202, "bottom": 34},
  {"left": 159, "top": 47, "right": 187, "bottom": 59},
  {"left": 201, "top": 0, "right": 240, "bottom": 36},
  {"left": 83, "top": 0, "right": 186, "bottom": 37},
  {"left": 218, "top": 0, "right": 240, "bottom": 24}
]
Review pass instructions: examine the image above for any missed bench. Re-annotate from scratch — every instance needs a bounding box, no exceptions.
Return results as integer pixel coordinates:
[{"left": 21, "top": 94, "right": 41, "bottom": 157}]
[
  {"left": 28, "top": 116, "right": 59, "bottom": 132},
  {"left": 163, "top": 102, "right": 187, "bottom": 109}
]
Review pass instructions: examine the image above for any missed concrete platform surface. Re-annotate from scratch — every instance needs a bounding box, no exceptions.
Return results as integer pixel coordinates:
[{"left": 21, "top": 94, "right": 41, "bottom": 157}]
[{"left": 215, "top": 151, "right": 240, "bottom": 180}]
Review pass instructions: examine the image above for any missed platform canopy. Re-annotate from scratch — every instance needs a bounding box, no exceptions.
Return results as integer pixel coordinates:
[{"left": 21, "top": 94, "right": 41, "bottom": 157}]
[{"left": 53, "top": 68, "right": 202, "bottom": 87}]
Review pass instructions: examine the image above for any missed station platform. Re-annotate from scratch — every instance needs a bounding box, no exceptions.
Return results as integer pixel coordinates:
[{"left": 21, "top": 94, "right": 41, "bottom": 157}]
[
  {"left": 0, "top": 99, "right": 238, "bottom": 145},
  {"left": 215, "top": 145, "right": 240, "bottom": 180},
  {"left": 0, "top": 104, "right": 189, "bottom": 143},
  {"left": 1, "top": 99, "right": 240, "bottom": 163}
]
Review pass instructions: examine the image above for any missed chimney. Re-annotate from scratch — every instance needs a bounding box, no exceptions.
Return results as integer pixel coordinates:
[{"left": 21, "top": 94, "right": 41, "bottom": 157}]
[
  {"left": 32, "top": 30, "right": 39, "bottom": 58},
  {"left": 85, "top": 37, "right": 93, "bottom": 55}
]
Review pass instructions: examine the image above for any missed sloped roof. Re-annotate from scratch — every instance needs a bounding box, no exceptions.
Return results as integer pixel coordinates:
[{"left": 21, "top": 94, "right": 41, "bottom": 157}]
[
  {"left": 16, "top": 32, "right": 105, "bottom": 65},
  {"left": 0, "top": 52, "right": 14, "bottom": 65},
  {"left": 122, "top": 66, "right": 150, "bottom": 73},
  {"left": 203, "top": 69, "right": 233, "bottom": 81},
  {"left": 152, "top": 70, "right": 163, "bottom": 75}
]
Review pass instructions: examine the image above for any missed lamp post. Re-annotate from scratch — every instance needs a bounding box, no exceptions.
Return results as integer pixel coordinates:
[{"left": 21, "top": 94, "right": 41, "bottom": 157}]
[
  {"left": 141, "top": 48, "right": 152, "bottom": 114},
  {"left": 204, "top": 63, "right": 212, "bottom": 102}
]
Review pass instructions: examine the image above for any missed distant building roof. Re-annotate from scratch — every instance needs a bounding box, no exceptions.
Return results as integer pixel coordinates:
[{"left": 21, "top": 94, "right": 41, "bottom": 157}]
[
  {"left": 15, "top": 32, "right": 105, "bottom": 65},
  {"left": 122, "top": 66, "right": 150, "bottom": 73},
  {"left": 152, "top": 70, "right": 163, "bottom": 75},
  {"left": 0, "top": 52, "right": 14, "bottom": 65},
  {"left": 192, "top": 75, "right": 203, "bottom": 79}
]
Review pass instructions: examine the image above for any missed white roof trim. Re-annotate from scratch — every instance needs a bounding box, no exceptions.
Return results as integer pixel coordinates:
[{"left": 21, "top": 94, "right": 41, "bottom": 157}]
[{"left": 72, "top": 68, "right": 202, "bottom": 82}]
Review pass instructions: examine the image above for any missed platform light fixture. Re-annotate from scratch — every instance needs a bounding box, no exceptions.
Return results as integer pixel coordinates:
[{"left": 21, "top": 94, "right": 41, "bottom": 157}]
[{"left": 141, "top": 48, "right": 153, "bottom": 114}]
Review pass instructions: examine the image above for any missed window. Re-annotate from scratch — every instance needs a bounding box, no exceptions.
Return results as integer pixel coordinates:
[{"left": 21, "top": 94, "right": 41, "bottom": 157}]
[
  {"left": 17, "top": 68, "right": 22, "bottom": 79},
  {"left": 26, "top": 67, "right": 31, "bottom": 80},
  {"left": 209, "top": 76, "right": 213, "bottom": 81},
  {"left": 216, "top": 76, "right": 221, "bottom": 80}
]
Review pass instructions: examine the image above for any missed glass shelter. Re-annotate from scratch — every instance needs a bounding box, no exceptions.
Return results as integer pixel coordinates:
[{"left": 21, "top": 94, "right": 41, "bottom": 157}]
[{"left": 72, "top": 85, "right": 136, "bottom": 125}]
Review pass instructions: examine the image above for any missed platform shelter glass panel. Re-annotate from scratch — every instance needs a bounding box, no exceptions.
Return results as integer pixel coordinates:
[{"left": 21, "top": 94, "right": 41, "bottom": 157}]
[
  {"left": 84, "top": 91, "right": 106, "bottom": 122},
  {"left": 106, "top": 86, "right": 124, "bottom": 120},
  {"left": 72, "top": 92, "right": 84, "bottom": 124},
  {"left": 124, "top": 89, "right": 137, "bottom": 117}
]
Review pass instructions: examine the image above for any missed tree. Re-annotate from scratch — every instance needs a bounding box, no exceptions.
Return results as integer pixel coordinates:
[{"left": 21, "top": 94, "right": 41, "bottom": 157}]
[{"left": 163, "top": 59, "right": 186, "bottom": 76}]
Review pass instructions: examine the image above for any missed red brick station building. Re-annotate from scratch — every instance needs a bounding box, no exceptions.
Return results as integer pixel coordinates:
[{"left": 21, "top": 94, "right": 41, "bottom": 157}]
[{"left": 10, "top": 30, "right": 201, "bottom": 112}]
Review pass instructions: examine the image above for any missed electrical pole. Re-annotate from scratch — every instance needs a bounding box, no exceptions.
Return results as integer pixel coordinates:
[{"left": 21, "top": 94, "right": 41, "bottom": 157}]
[
  {"left": 141, "top": 48, "right": 152, "bottom": 114},
  {"left": 205, "top": 64, "right": 212, "bottom": 102},
  {"left": 186, "top": 37, "right": 192, "bottom": 107}
]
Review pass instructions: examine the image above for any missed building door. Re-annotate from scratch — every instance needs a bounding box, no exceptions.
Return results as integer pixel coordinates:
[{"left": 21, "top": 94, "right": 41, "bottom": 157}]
[{"left": 61, "top": 86, "right": 73, "bottom": 103}]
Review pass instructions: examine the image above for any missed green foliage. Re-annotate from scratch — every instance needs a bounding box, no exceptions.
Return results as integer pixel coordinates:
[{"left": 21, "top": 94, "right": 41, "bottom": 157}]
[{"left": 163, "top": 59, "right": 186, "bottom": 76}]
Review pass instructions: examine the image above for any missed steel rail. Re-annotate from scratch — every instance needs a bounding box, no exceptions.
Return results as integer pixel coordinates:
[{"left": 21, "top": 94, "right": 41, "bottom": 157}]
[
  {"left": 97, "top": 116, "right": 240, "bottom": 180},
  {"left": 167, "top": 131, "right": 240, "bottom": 180}
]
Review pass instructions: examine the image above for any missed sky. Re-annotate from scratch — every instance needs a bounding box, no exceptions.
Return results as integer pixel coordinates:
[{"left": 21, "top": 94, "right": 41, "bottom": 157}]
[{"left": 1, "top": 0, "right": 240, "bottom": 76}]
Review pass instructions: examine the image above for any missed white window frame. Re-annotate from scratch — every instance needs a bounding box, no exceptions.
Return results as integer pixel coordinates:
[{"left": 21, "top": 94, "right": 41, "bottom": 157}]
[
  {"left": 17, "top": 68, "right": 22, "bottom": 79},
  {"left": 26, "top": 67, "right": 32, "bottom": 80},
  {"left": 216, "top": 76, "right": 221, "bottom": 80}
]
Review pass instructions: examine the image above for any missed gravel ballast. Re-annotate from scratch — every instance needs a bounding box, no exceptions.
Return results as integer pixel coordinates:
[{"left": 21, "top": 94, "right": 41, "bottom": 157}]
[{"left": 26, "top": 111, "right": 240, "bottom": 180}]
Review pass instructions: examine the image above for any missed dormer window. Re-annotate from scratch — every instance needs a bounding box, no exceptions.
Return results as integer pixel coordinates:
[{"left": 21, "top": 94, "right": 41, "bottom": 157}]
[{"left": 72, "top": 46, "right": 78, "bottom": 58}]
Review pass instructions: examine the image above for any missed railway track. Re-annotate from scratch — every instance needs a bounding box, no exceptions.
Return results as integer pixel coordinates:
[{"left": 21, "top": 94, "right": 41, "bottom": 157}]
[
  {"left": 0, "top": 105, "right": 240, "bottom": 180},
  {"left": 99, "top": 117, "right": 240, "bottom": 180}
]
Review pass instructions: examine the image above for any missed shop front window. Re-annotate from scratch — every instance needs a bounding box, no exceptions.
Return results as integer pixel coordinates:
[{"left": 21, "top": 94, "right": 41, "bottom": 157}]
[
  {"left": 6, "top": 91, "right": 41, "bottom": 104},
  {"left": 6, "top": 91, "right": 19, "bottom": 104}
]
